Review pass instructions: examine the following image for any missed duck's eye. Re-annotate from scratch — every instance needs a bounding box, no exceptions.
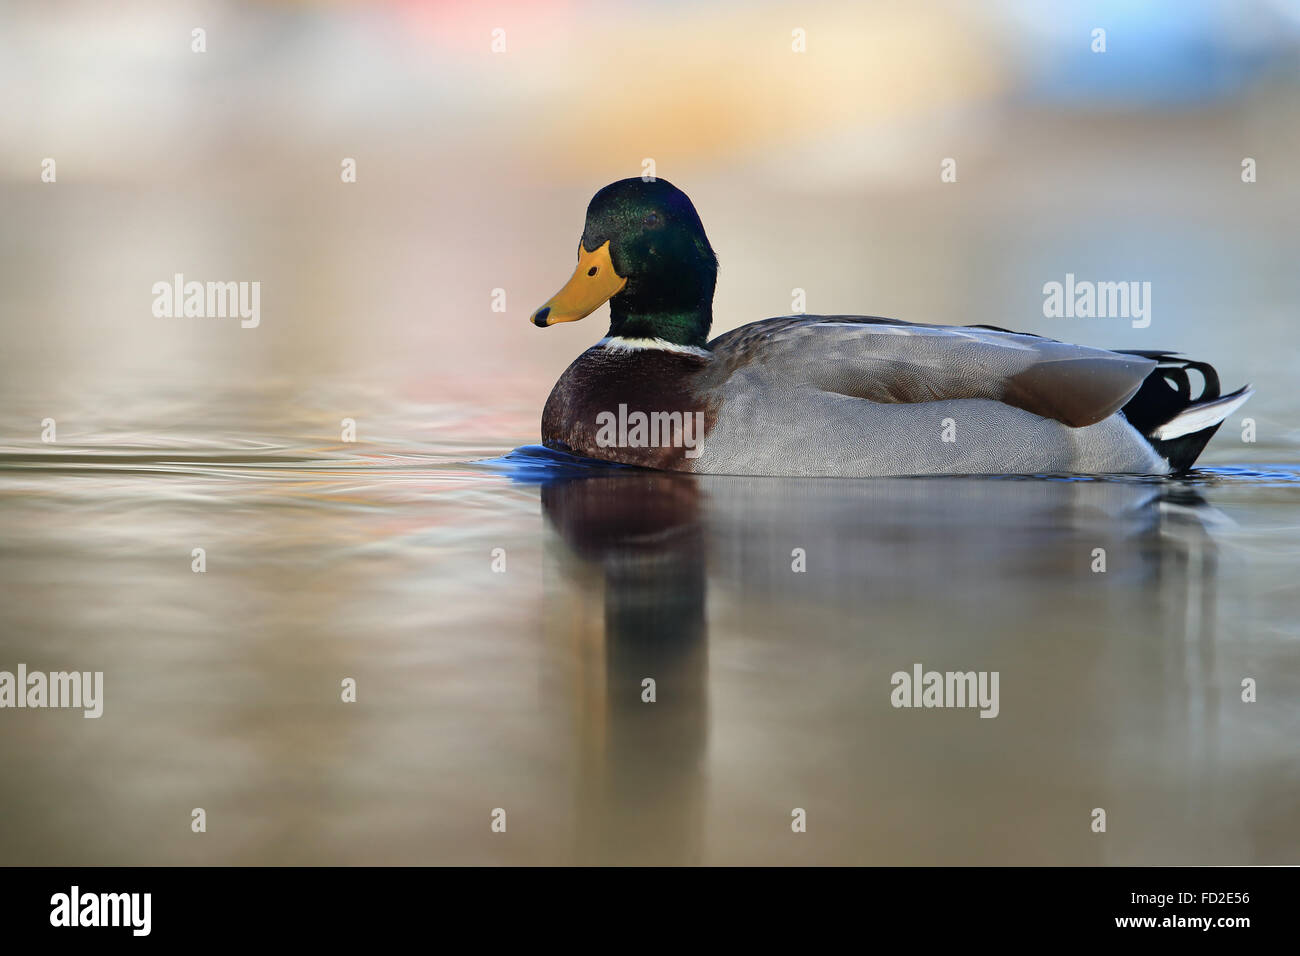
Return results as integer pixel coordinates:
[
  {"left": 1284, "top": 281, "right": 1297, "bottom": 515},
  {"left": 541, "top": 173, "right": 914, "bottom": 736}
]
[
  {"left": 587, "top": 266, "right": 598, "bottom": 276},
  {"left": 643, "top": 212, "right": 660, "bottom": 227}
]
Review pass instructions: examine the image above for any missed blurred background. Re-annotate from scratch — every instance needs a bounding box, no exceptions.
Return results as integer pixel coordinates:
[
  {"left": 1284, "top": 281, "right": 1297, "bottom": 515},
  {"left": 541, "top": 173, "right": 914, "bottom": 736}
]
[
  {"left": 1, "top": 0, "right": 1298, "bottom": 865},
  {"left": 2, "top": 0, "right": 1298, "bottom": 446}
]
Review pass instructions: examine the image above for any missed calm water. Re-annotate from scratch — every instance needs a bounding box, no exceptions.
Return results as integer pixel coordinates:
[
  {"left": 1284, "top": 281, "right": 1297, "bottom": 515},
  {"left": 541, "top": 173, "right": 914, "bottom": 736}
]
[
  {"left": 1, "top": 425, "right": 1297, "bottom": 865},
  {"left": 3, "top": 121, "right": 1298, "bottom": 866}
]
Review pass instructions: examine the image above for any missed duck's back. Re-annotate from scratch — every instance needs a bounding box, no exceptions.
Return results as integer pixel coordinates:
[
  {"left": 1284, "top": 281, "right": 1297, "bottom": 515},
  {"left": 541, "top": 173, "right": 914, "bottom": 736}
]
[{"left": 692, "top": 316, "right": 1168, "bottom": 476}]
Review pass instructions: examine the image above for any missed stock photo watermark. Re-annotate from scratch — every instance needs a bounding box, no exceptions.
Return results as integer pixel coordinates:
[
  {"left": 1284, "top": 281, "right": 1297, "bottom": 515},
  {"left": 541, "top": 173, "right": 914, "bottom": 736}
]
[
  {"left": 594, "top": 405, "right": 705, "bottom": 458},
  {"left": 1042, "top": 273, "right": 1151, "bottom": 328},
  {"left": 152, "top": 274, "right": 260, "bottom": 328},
  {"left": 0, "top": 665, "right": 103, "bottom": 718},
  {"left": 891, "top": 663, "right": 999, "bottom": 718},
  {"left": 50, "top": 887, "right": 150, "bottom": 936}
]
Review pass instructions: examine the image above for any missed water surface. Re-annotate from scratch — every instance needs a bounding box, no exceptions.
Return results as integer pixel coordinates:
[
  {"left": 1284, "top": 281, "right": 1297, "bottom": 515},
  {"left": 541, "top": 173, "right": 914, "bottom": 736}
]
[{"left": 2, "top": 430, "right": 1297, "bottom": 865}]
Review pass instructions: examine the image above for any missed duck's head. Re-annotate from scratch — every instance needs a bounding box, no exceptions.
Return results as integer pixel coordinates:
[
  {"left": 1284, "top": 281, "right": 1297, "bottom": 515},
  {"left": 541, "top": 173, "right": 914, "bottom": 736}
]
[{"left": 531, "top": 178, "right": 717, "bottom": 348}]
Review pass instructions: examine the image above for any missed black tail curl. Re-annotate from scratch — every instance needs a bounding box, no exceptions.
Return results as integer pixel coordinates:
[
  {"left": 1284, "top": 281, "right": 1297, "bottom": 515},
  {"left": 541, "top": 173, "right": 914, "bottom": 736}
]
[{"left": 1113, "top": 350, "right": 1233, "bottom": 473}]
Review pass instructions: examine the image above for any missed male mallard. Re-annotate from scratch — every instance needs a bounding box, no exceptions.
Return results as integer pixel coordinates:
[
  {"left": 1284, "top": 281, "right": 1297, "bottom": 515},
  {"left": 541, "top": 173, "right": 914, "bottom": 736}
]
[{"left": 531, "top": 179, "right": 1251, "bottom": 477}]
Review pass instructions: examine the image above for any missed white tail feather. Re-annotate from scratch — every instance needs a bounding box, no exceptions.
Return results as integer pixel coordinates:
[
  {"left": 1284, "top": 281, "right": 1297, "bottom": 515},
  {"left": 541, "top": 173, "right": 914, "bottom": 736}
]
[{"left": 1154, "top": 387, "right": 1254, "bottom": 441}]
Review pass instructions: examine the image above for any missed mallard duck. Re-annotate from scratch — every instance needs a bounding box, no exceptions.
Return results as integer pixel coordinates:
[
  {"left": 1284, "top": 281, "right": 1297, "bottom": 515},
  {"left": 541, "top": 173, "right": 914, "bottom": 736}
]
[{"left": 531, "top": 178, "right": 1251, "bottom": 477}]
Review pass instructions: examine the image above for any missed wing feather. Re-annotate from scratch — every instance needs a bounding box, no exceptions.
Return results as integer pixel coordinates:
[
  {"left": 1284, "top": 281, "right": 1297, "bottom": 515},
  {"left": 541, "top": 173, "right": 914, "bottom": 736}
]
[{"left": 706, "top": 316, "right": 1156, "bottom": 428}]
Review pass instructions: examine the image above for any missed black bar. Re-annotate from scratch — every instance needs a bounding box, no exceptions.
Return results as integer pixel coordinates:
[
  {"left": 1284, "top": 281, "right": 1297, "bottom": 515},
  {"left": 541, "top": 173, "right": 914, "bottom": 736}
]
[{"left": 0, "top": 866, "right": 1290, "bottom": 941}]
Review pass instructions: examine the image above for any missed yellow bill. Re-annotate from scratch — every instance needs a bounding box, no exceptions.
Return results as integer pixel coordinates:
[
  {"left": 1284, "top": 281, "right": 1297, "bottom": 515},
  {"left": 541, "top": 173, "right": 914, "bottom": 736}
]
[{"left": 531, "top": 240, "right": 627, "bottom": 327}]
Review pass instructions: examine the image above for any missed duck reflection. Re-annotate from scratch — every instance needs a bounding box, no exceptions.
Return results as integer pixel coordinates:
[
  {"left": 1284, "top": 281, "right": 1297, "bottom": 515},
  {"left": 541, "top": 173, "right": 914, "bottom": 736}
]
[
  {"left": 525, "top": 446, "right": 1228, "bottom": 864},
  {"left": 539, "top": 470, "right": 708, "bottom": 864}
]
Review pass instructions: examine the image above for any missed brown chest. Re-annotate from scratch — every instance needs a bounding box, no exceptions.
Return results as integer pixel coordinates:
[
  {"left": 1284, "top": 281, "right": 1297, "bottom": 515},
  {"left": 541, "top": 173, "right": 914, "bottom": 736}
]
[{"left": 541, "top": 346, "right": 715, "bottom": 471}]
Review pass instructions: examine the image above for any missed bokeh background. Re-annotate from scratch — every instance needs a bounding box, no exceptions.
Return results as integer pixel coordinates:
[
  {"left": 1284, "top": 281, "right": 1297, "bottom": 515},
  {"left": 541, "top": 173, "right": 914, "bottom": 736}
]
[
  {"left": 2, "top": 0, "right": 1298, "bottom": 447},
  {"left": 1, "top": 0, "right": 1299, "bottom": 866}
]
